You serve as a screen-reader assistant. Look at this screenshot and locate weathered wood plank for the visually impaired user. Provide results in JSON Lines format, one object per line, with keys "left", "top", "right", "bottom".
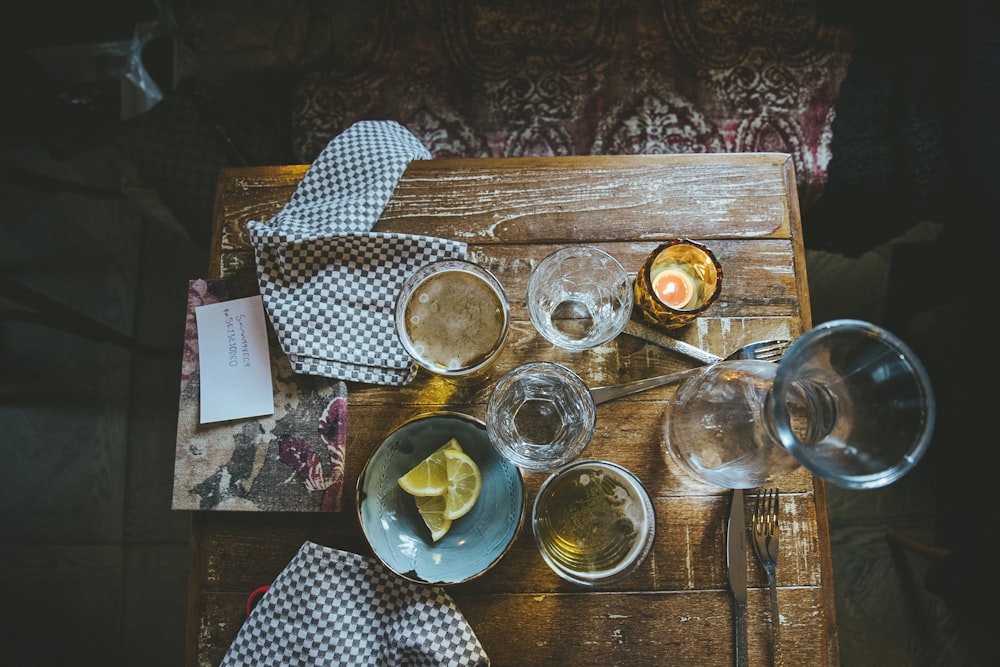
{"left": 194, "top": 587, "right": 833, "bottom": 667}
{"left": 459, "top": 587, "right": 834, "bottom": 667}
{"left": 219, "top": 239, "right": 802, "bottom": 322}
{"left": 212, "top": 154, "right": 797, "bottom": 274}
{"left": 190, "top": 488, "right": 817, "bottom": 592}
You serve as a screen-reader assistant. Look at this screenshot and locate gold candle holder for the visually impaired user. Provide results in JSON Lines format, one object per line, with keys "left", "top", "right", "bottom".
{"left": 633, "top": 239, "right": 723, "bottom": 330}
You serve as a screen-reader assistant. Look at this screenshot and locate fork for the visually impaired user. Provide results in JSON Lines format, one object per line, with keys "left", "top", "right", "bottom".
{"left": 589, "top": 338, "right": 790, "bottom": 404}
{"left": 752, "top": 488, "right": 783, "bottom": 667}
{"left": 624, "top": 319, "right": 790, "bottom": 365}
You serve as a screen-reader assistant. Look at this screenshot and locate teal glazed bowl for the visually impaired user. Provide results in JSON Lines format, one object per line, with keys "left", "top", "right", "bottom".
{"left": 357, "top": 412, "right": 525, "bottom": 585}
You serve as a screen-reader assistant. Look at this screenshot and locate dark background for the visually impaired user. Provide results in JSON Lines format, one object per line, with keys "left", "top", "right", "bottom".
{"left": 2, "top": 1, "right": 995, "bottom": 664}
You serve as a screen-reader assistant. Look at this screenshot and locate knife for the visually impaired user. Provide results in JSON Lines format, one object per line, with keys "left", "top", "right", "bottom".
{"left": 727, "top": 488, "right": 749, "bottom": 667}
{"left": 622, "top": 319, "right": 722, "bottom": 365}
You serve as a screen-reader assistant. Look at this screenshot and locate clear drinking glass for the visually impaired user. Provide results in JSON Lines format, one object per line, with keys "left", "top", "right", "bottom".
{"left": 532, "top": 459, "right": 656, "bottom": 586}
{"left": 663, "top": 319, "right": 936, "bottom": 489}
{"left": 394, "top": 259, "right": 510, "bottom": 385}
{"left": 527, "top": 246, "right": 633, "bottom": 350}
{"left": 486, "top": 362, "right": 596, "bottom": 471}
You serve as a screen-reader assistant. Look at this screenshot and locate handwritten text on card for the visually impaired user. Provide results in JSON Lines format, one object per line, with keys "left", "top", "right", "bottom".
{"left": 195, "top": 295, "right": 275, "bottom": 423}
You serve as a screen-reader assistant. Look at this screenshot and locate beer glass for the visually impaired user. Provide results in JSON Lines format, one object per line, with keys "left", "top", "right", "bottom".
{"left": 532, "top": 460, "right": 655, "bottom": 586}
{"left": 394, "top": 259, "right": 510, "bottom": 384}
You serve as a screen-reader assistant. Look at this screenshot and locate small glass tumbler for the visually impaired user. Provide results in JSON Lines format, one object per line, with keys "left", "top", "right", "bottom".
{"left": 527, "top": 246, "right": 633, "bottom": 350}
{"left": 394, "top": 259, "right": 510, "bottom": 385}
{"left": 633, "top": 239, "right": 723, "bottom": 330}
{"left": 532, "top": 460, "right": 656, "bottom": 586}
{"left": 486, "top": 362, "right": 596, "bottom": 471}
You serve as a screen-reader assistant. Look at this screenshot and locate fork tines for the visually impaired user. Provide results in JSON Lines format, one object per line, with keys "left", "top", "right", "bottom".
{"left": 755, "top": 341, "right": 791, "bottom": 363}
{"left": 754, "top": 487, "right": 779, "bottom": 533}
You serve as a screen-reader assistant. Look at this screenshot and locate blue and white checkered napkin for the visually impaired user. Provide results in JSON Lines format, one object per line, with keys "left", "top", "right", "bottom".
{"left": 247, "top": 121, "right": 467, "bottom": 385}
{"left": 220, "top": 541, "right": 490, "bottom": 667}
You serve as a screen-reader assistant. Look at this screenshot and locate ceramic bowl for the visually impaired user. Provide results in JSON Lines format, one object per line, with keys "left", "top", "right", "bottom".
{"left": 357, "top": 411, "right": 525, "bottom": 585}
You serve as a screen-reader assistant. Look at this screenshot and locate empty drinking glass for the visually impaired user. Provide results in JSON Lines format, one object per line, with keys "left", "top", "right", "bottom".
{"left": 527, "top": 246, "right": 633, "bottom": 350}
{"left": 486, "top": 362, "right": 596, "bottom": 471}
{"left": 663, "top": 319, "right": 936, "bottom": 489}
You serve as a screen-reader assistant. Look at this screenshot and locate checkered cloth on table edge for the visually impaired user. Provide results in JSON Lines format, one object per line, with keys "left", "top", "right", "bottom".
{"left": 247, "top": 120, "right": 467, "bottom": 385}
{"left": 220, "top": 541, "right": 490, "bottom": 666}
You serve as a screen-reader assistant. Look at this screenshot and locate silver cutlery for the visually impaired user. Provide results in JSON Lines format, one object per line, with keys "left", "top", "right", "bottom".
{"left": 752, "top": 488, "right": 783, "bottom": 667}
{"left": 728, "top": 488, "right": 749, "bottom": 667}
{"left": 623, "top": 319, "right": 722, "bottom": 364}
{"left": 623, "top": 319, "right": 790, "bottom": 365}
{"left": 589, "top": 338, "right": 790, "bottom": 404}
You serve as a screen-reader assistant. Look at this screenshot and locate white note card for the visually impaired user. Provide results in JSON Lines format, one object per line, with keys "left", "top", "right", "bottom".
{"left": 195, "top": 295, "right": 275, "bottom": 424}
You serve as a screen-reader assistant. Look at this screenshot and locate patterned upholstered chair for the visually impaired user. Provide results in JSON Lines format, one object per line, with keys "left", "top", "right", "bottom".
{"left": 289, "top": 1, "right": 853, "bottom": 210}
{"left": 164, "top": 0, "right": 854, "bottom": 220}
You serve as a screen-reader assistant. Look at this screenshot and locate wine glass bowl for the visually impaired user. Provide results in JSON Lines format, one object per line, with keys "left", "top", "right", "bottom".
{"left": 768, "top": 319, "right": 935, "bottom": 489}
{"left": 663, "top": 360, "right": 800, "bottom": 489}
{"left": 663, "top": 319, "right": 935, "bottom": 490}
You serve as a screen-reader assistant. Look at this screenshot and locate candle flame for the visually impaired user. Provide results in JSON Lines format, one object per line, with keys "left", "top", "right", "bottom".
{"left": 652, "top": 269, "right": 695, "bottom": 310}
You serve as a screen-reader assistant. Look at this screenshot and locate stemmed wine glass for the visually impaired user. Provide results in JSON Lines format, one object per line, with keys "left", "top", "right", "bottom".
{"left": 663, "top": 319, "right": 936, "bottom": 489}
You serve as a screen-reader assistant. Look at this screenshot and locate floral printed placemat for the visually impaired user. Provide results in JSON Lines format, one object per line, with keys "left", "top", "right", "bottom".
{"left": 172, "top": 277, "right": 347, "bottom": 511}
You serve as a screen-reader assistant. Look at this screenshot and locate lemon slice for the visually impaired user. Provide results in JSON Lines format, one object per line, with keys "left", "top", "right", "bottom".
{"left": 414, "top": 494, "right": 452, "bottom": 542}
{"left": 398, "top": 438, "right": 463, "bottom": 496}
{"left": 442, "top": 449, "right": 482, "bottom": 520}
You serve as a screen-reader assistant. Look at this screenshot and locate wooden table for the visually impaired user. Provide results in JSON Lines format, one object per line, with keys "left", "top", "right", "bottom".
{"left": 187, "top": 154, "right": 839, "bottom": 666}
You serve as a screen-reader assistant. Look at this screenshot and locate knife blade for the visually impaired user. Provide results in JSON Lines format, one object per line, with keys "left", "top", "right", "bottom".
{"left": 727, "top": 488, "right": 749, "bottom": 667}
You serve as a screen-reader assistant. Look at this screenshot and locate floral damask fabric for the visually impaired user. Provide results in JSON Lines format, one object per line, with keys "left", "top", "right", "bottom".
{"left": 290, "top": 0, "right": 854, "bottom": 207}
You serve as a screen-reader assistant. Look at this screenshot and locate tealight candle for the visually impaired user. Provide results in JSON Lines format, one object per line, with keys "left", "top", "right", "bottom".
{"left": 651, "top": 268, "right": 695, "bottom": 310}
{"left": 633, "top": 239, "right": 722, "bottom": 330}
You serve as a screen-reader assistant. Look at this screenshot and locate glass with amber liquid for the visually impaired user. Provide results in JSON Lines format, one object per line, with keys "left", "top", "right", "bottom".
{"left": 394, "top": 259, "right": 510, "bottom": 385}
{"left": 532, "top": 460, "right": 655, "bottom": 586}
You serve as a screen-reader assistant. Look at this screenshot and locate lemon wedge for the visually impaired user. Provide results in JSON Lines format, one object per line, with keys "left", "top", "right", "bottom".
{"left": 398, "top": 437, "right": 480, "bottom": 540}
{"left": 397, "top": 438, "right": 463, "bottom": 496}
{"left": 442, "top": 449, "right": 482, "bottom": 520}
{"left": 414, "top": 494, "right": 452, "bottom": 542}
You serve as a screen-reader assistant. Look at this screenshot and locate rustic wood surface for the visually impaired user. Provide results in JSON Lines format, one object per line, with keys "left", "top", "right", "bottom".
{"left": 188, "top": 153, "right": 838, "bottom": 666}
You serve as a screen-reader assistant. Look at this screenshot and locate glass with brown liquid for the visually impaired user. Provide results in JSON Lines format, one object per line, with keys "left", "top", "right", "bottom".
{"left": 394, "top": 260, "right": 510, "bottom": 384}
{"left": 532, "top": 460, "right": 655, "bottom": 586}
